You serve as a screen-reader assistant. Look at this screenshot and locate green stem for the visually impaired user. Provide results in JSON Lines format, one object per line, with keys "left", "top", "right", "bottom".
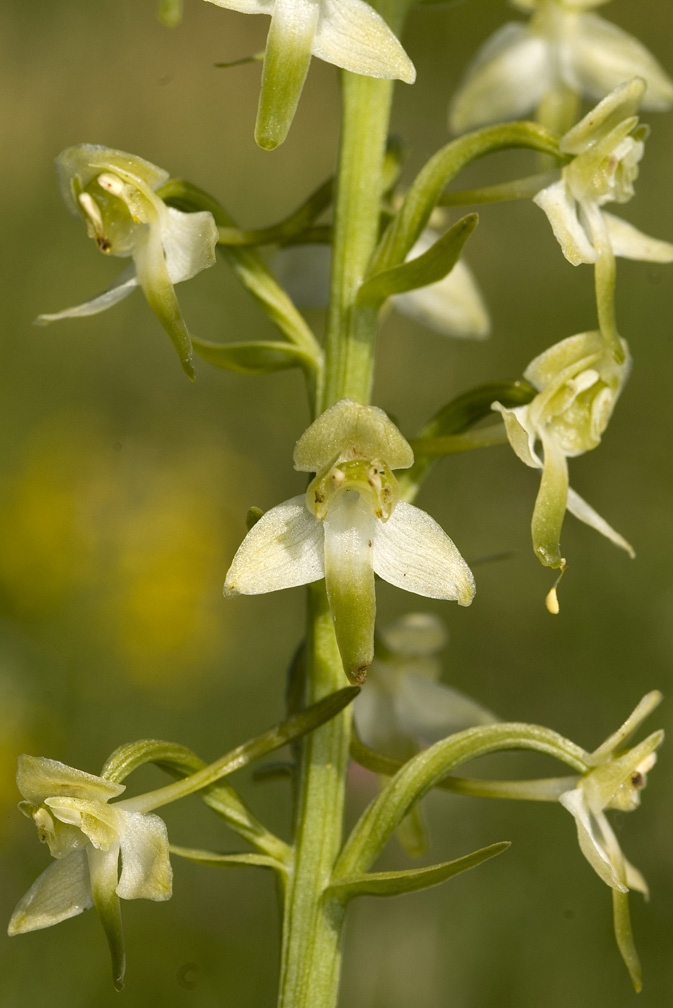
{"left": 276, "top": 583, "right": 351, "bottom": 1008}
{"left": 321, "top": 0, "right": 410, "bottom": 411}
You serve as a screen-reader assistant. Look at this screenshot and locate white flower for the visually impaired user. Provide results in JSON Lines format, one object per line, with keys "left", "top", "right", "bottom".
{"left": 493, "top": 331, "right": 633, "bottom": 585}
{"left": 354, "top": 613, "right": 496, "bottom": 759}
{"left": 533, "top": 79, "right": 673, "bottom": 266}
{"left": 8, "top": 755, "right": 172, "bottom": 990}
{"left": 224, "top": 400, "right": 475, "bottom": 682}
{"left": 203, "top": 0, "right": 415, "bottom": 148}
{"left": 37, "top": 145, "right": 219, "bottom": 379}
{"left": 450, "top": 0, "right": 673, "bottom": 133}
{"left": 558, "top": 691, "right": 663, "bottom": 991}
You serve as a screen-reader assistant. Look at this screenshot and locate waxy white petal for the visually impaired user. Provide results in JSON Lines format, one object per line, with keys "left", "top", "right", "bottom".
{"left": 566, "top": 486, "right": 635, "bottom": 556}
{"left": 570, "top": 14, "right": 673, "bottom": 111}
{"left": 17, "top": 755, "right": 125, "bottom": 806}
{"left": 162, "top": 207, "right": 219, "bottom": 282}
{"left": 373, "top": 501, "right": 475, "bottom": 605}
{"left": 533, "top": 179, "right": 598, "bottom": 264}
{"left": 36, "top": 271, "right": 139, "bottom": 324}
{"left": 294, "top": 399, "right": 413, "bottom": 472}
{"left": 560, "top": 788, "right": 627, "bottom": 891}
{"left": 224, "top": 495, "right": 324, "bottom": 595}
{"left": 450, "top": 23, "right": 549, "bottom": 131}
{"left": 312, "top": 0, "right": 415, "bottom": 82}
{"left": 601, "top": 212, "right": 673, "bottom": 262}
{"left": 8, "top": 852, "right": 93, "bottom": 934}
{"left": 492, "top": 402, "right": 541, "bottom": 469}
{"left": 116, "top": 812, "right": 172, "bottom": 901}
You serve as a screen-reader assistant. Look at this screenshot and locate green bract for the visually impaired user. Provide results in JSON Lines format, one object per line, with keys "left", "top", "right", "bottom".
{"left": 37, "top": 145, "right": 219, "bottom": 379}
{"left": 533, "top": 80, "right": 673, "bottom": 266}
{"left": 493, "top": 331, "right": 633, "bottom": 585}
{"left": 450, "top": 0, "right": 673, "bottom": 133}
{"left": 202, "top": 0, "right": 415, "bottom": 149}
{"left": 224, "top": 400, "right": 475, "bottom": 682}
{"left": 8, "top": 755, "right": 172, "bottom": 990}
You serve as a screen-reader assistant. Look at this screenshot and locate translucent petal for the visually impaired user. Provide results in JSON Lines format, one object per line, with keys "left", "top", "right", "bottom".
{"left": 16, "top": 755, "right": 125, "bottom": 806}
{"left": 566, "top": 486, "right": 635, "bottom": 556}
{"left": 55, "top": 145, "right": 168, "bottom": 217}
{"left": 161, "top": 206, "right": 219, "bottom": 283}
{"left": 313, "top": 0, "right": 415, "bottom": 83}
{"left": 35, "top": 271, "right": 138, "bottom": 324}
{"left": 492, "top": 402, "right": 541, "bottom": 469}
{"left": 533, "top": 180, "right": 598, "bottom": 265}
{"left": 569, "top": 14, "right": 673, "bottom": 111}
{"left": 373, "top": 501, "right": 475, "bottom": 605}
{"left": 294, "top": 400, "right": 413, "bottom": 472}
{"left": 202, "top": 0, "right": 274, "bottom": 13}
{"left": 395, "top": 673, "right": 497, "bottom": 747}
{"left": 8, "top": 851, "right": 93, "bottom": 934}
{"left": 116, "top": 811, "right": 172, "bottom": 901}
{"left": 559, "top": 788, "right": 627, "bottom": 891}
{"left": 561, "top": 79, "right": 646, "bottom": 155}
{"left": 602, "top": 212, "right": 673, "bottom": 262}
{"left": 450, "top": 23, "right": 549, "bottom": 132}
{"left": 223, "top": 496, "right": 324, "bottom": 595}
{"left": 531, "top": 433, "right": 568, "bottom": 568}
{"left": 393, "top": 248, "right": 490, "bottom": 339}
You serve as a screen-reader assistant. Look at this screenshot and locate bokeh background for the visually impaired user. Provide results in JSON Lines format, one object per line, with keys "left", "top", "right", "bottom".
{"left": 1, "top": 1, "right": 672, "bottom": 1005}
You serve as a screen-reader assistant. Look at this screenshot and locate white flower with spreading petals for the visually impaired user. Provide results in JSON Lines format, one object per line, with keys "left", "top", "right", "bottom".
{"left": 37, "top": 145, "right": 219, "bottom": 379}
{"left": 354, "top": 613, "right": 496, "bottom": 760}
{"left": 493, "top": 330, "right": 633, "bottom": 591}
{"left": 8, "top": 755, "right": 172, "bottom": 990}
{"left": 450, "top": 0, "right": 673, "bottom": 133}
{"left": 533, "top": 79, "right": 673, "bottom": 267}
{"left": 203, "top": 0, "right": 415, "bottom": 148}
{"left": 224, "top": 400, "right": 475, "bottom": 682}
{"left": 558, "top": 691, "right": 663, "bottom": 991}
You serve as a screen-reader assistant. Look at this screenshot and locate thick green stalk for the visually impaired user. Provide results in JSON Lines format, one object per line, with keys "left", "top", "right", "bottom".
{"left": 276, "top": 583, "right": 351, "bottom": 1008}
{"left": 320, "top": 0, "right": 409, "bottom": 411}
{"left": 279, "top": 7, "right": 411, "bottom": 1002}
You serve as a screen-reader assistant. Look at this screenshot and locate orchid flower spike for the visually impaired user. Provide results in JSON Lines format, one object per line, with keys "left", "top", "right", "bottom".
{"left": 354, "top": 613, "right": 497, "bottom": 760}
{"left": 450, "top": 0, "right": 673, "bottom": 134}
{"left": 559, "top": 690, "right": 664, "bottom": 991}
{"left": 8, "top": 755, "right": 172, "bottom": 990}
{"left": 533, "top": 80, "right": 673, "bottom": 268}
{"left": 202, "top": 0, "right": 415, "bottom": 149}
{"left": 224, "top": 400, "right": 475, "bottom": 683}
{"left": 37, "top": 145, "right": 219, "bottom": 379}
{"left": 492, "top": 330, "right": 633, "bottom": 607}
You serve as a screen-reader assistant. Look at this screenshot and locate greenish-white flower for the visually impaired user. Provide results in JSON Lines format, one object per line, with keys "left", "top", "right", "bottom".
{"left": 8, "top": 755, "right": 172, "bottom": 990}
{"left": 493, "top": 331, "right": 633, "bottom": 588}
{"left": 224, "top": 400, "right": 475, "bottom": 682}
{"left": 37, "top": 145, "right": 219, "bottom": 379}
{"left": 533, "top": 79, "right": 673, "bottom": 266}
{"left": 558, "top": 691, "right": 663, "bottom": 991}
{"left": 354, "top": 613, "right": 496, "bottom": 760}
{"left": 450, "top": 0, "right": 673, "bottom": 133}
{"left": 203, "top": 0, "right": 415, "bottom": 149}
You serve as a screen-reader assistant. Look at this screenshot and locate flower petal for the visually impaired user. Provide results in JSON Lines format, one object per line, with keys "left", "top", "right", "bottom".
{"left": 294, "top": 400, "right": 414, "bottom": 472}
{"left": 35, "top": 270, "right": 139, "bottom": 324}
{"left": 559, "top": 788, "right": 627, "bottom": 891}
{"left": 116, "top": 811, "right": 172, "bottom": 901}
{"left": 373, "top": 501, "right": 475, "bottom": 605}
{"left": 8, "top": 851, "right": 93, "bottom": 934}
{"left": 533, "top": 180, "right": 598, "bottom": 264}
{"left": 313, "top": 0, "right": 415, "bottom": 83}
{"left": 450, "top": 23, "right": 549, "bottom": 132}
{"left": 601, "top": 211, "right": 673, "bottom": 262}
{"left": 395, "top": 673, "right": 497, "bottom": 748}
{"left": 161, "top": 207, "right": 219, "bottom": 283}
{"left": 531, "top": 433, "right": 569, "bottom": 568}
{"left": 492, "top": 402, "right": 541, "bottom": 469}
{"left": 569, "top": 14, "right": 673, "bottom": 111}
{"left": 16, "top": 755, "right": 125, "bottom": 806}
{"left": 88, "top": 846, "right": 126, "bottom": 991}
{"left": 566, "top": 486, "right": 634, "bottom": 556}
{"left": 224, "top": 495, "right": 324, "bottom": 595}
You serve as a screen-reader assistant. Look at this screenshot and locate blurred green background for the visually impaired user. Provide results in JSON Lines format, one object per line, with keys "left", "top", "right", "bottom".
{"left": 1, "top": 1, "right": 672, "bottom": 1005}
